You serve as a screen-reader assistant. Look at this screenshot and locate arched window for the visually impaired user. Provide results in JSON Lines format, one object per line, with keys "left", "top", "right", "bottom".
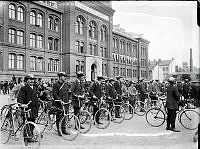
{"left": 54, "top": 59, "right": 59, "bottom": 72}
{"left": 17, "top": 55, "right": 24, "bottom": 69}
{"left": 48, "top": 58, "right": 54, "bottom": 71}
{"left": 48, "top": 16, "right": 53, "bottom": 30}
{"left": 30, "top": 56, "right": 36, "bottom": 70}
{"left": 75, "top": 16, "right": 85, "bottom": 35}
{"left": 9, "top": 4, "right": 16, "bottom": 19}
{"left": 37, "top": 57, "right": 43, "bottom": 71}
{"left": 8, "top": 53, "right": 15, "bottom": 69}
{"left": 17, "top": 30, "right": 24, "bottom": 45}
{"left": 100, "top": 25, "right": 107, "bottom": 41}
{"left": 54, "top": 18, "right": 59, "bottom": 31}
{"left": 48, "top": 37, "right": 53, "bottom": 50}
{"left": 89, "top": 21, "right": 97, "bottom": 38}
{"left": 30, "top": 11, "right": 36, "bottom": 25}
{"left": 17, "top": 7, "right": 24, "bottom": 22}
{"left": 37, "top": 35, "right": 43, "bottom": 48}
{"left": 37, "top": 13, "right": 43, "bottom": 27}
{"left": 30, "top": 33, "right": 36, "bottom": 47}
{"left": 8, "top": 28, "right": 15, "bottom": 43}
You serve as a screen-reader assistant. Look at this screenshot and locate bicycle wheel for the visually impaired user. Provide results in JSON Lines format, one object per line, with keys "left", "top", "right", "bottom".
{"left": 20, "top": 121, "right": 41, "bottom": 148}
{"left": 36, "top": 111, "right": 48, "bottom": 134}
{"left": 179, "top": 109, "right": 200, "bottom": 130}
{"left": 78, "top": 110, "right": 92, "bottom": 134}
{"left": 122, "top": 103, "right": 134, "bottom": 120}
{"left": 0, "top": 117, "right": 11, "bottom": 144}
{"left": 110, "top": 105, "right": 125, "bottom": 123}
{"left": 145, "top": 108, "right": 165, "bottom": 127}
{"left": 59, "top": 114, "right": 80, "bottom": 141}
{"left": 135, "top": 101, "right": 146, "bottom": 116}
{"left": 94, "top": 108, "right": 111, "bottom": 129}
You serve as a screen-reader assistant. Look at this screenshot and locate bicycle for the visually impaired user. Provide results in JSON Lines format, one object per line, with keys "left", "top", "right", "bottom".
{"left": 133, "top": 93, "right": 147, "bottom": 116}
{"left": 145, "top": 95, "right": 200, "bottom": 130}
{"left": 36, "top": 99, "right": 80, "bottom": 141}
{"left": 120, "top": 95, "right": 134, "bottom": 120}
{"left": 0, "top": 102, "right": 41, "bottom": 148}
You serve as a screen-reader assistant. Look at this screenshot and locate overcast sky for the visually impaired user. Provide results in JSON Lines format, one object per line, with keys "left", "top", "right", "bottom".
{"left": 112, "top": 1, "right": 199, "bottom": 68}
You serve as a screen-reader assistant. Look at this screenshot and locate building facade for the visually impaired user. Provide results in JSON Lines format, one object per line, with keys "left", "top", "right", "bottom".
{"left": 0, "top": 1, "right": 149, "bottom": 81}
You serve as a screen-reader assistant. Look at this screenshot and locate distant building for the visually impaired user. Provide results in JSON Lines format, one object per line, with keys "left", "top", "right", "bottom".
{"left": 182, "top": 62, "right": 189, "bottom": 72}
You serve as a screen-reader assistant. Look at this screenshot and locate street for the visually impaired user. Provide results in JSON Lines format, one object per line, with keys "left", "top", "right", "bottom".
{"left": 0, "top": 94, "right": 198, "bottom": 149}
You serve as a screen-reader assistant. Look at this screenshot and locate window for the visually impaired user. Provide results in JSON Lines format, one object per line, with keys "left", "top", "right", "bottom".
{"left": 17, "top": 7, "right": 24, "bottom": 22}
{"left": 89, "top": 21, "right": 96, "bottom": 38}
{"left": 76, "top": 60, "right": 80, "bottom": 72}
{"left": 16, "top": 55, "right": 24, "bottom": 69}
{"left": 166, "top": 67, "right": 169, "bottom": 71}
{"left": 30, "top": 56, "right": 36, "bottom": 70}
{"left": 30, "top": 11, "right": 36, "bottom": 25}
{"left": 89, "top": 44, "right": 93, "bottom": 55}
{"left": 80, "top": 61, "right": 84, "bottom": 72}
{"left": 8, "top": 28, "right": 15, "bottom": 43}
{"left": 54, "top": 18, "right": 59, "bottom": 31}
{"left": 102, "top": 64, "right": 107, "bottom": 76}
{"left": 9, "top": 4, "right": 15, "bottom": 19}
{"left": 37, "top": 35, "right": 43, "bottom": 48}
{"left": 37, "top": 13, "right": 42, "bottom": 27}
{"left": 9, "top": 53, "right": 15, "bottom": 69}
{"left": 17, "top": 30, "right": 24, "bottom": 45}
{"left": 75, "top": 41, "right": 79, "bottom": 53}
{"left": 54, "top": 59, "right": 59, "bottom": 72}
{"left": 100, "top": 25, "right": 107, "bottom": 41}
{"left": 37, "top": 57, "right": 43, "bottom": 71}
{"left": 48, "top": 37, "right": 53, "bottom": 50}
{"left": 0, "top": 52, "right": 2, "bottom": 69}
{"left": 100, "top": 47, "right": 103, "bottom": 57}
{"left": 54, "top": 39, "right": 59, "bottom": 51}
{"left": 75, "top": 16, "right": 85, "bottom": 35}
{"left": 48, "top": 16, "right": 53, "bottom": 30}
{"left": 48, "top": 58, "right": 54, "bottom": 71}
{"left": 100, "top": 47, "right": 106, "bottom": 58}
{"left": 93, "top": 45, "right": 97, "bottom": 56}
{"left": 30, "top": 33, "right": 36, "bottom": 47}
{"left": 80, "top": 42, "right": 84, "bottom": 53}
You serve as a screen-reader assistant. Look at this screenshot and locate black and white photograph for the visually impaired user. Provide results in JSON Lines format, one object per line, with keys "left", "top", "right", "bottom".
{"left": 0, "top": 1, "right": 199, "bottom": 149}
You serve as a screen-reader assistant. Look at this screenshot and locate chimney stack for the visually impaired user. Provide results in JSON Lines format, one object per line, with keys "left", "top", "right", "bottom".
{"left": 190, "top": 48, "right": 193, "bottom": 72}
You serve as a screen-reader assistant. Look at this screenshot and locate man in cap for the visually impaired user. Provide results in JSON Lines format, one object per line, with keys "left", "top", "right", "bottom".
{"left": 71, "top": 71, "right": 85, "bottom": 129}
{"left": 182, "top": 79, "right": 191, "bottom": 100}
{"left": 165, "top": 77, "right": 180, "bottom": 132}
{"left": 17, "top": 74, "right": 40, "bottom": 142}
{"left": 137, "top": 78, "right": 146, "bottom": 111}
{"left": 88, "top": 76, "right": 105, "bottom": 124}
{"left": 52, "top": 72, "right": 70, "bottom": 136}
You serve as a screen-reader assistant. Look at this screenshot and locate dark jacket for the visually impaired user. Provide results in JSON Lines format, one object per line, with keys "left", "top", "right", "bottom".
{"left": 89, "top": 81, "right": 103, "bottom": 99}
{"left": 71, "top": 79, "right": 85, "bottom": 107}
{"left": 114, "top": 81, "right": 122, "bottom": 95}
{"left": 106, "top": 83, "right": 116, "bottom": 99}
{"left": 17, "top": 84, "right": 39, "bottom": 118}
{"left": 182, "top": 83, "right": 190, "bottom": 99}
{"left": 166, "top": 84, "right": 180, "bottom": 110}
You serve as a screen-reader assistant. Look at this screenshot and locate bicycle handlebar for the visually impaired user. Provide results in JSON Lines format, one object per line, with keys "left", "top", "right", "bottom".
{"left": 54, "top": 100, "right": 72, "bottom": 105}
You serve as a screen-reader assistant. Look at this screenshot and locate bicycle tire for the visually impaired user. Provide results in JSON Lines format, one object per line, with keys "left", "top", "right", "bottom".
{"left": 134, "top": 101, "right": 146, "bottom": 116}
{"left": 94, "top": 108, "right": 111, "bottom": 129}
{"left": 59, "top": 114, "right": 80, "bottom": 141}
{"left": 179, "top": 109, "right": 200, "bottom": 130}
{"left": 78, "top": 110, "right": 92, "bottom": 134}
{"left": 36, "top": 110, "right": 48, "bottom": 134}
{"left": 20, "top": 121, "right": 41, "bottom": 148}
{"left": 0, "top": 117, "right": 11, "bottom": 144}
{"left": 122, "top": 103, "right": 134, "bottom": 120}
{"left": 145, "top": 107, "right": 165, "bottom": 127}
{"left": 110, "top": 105, "right": 125, "bottom": 123}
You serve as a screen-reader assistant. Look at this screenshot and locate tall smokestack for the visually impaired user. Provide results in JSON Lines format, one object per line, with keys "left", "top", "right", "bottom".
{"left": 190, "top": 48, "right": 193, "bottom": 72}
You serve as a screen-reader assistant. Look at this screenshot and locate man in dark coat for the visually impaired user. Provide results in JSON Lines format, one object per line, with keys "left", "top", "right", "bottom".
{"left": 166, "top": 77, "right": 180, "bottom": 132}
{"left": 137, "top": 78, "right": 146, "bottom": 111}
{"left": 52, "top": 72, "right": 70, "bottom": 136}
{"left": 17, "top": 74, "right": 40, "bottom": 142}
{"left": 88, "top": 76, "right": 104, "bottom": 124}
{"left": 182, "top": 79, "right": 191, "bottom": 100}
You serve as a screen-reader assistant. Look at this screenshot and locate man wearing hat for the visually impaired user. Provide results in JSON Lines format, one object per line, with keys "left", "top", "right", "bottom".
{"left": 88, "top": 76, "right": 105, "bottom": 124}
{"left": 52, "top": 72, "right": 70, "bottom": 136}
{"left": 70, "top": 71, "right": 85, "bottom": 129}
{"left": 166, "top": 77, "right": 180, "bottom": 132}
{"left": 182, "top": 79, "right": 191, "bottom": 101}
{"left": 17, "top": 74, "right": 40, "bottom": 142}
{"left": 137, "top": 78, "right": 146, "bottom": 111}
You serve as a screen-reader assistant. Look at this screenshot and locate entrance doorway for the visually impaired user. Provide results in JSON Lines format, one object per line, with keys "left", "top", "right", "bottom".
{"left": 91, "top": 64, "right": 97, "bottom": 81}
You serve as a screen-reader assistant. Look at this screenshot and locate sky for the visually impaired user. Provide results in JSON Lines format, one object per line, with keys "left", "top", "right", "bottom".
{"left": 112, "top": 1, "right": 199, "bottom": 68}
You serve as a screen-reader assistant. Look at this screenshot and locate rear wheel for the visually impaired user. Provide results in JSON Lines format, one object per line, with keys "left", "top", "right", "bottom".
{"left": 94, "top": 108, "right": 111, "bottom": 129}
{"left": 135, "top": 101, "right": 146, "bottom": 116}
{"left": 110, "top": 105, "right": 125, "bottom": 123}
{"left": 122, "top": 103, "right": 134, "bottom": 120}
{"left": 0, "top": 117, "right": 11, "bottom": 144}
{"left": 78, "top": 110, "right": 92, "bottom": 134}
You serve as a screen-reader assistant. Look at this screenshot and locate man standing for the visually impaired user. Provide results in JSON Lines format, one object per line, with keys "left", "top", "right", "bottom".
{"left": 52, "top": 72, "right": 70, "bottom": 136}
{"left": 137, "top": 78, "right": 146, "bottom": 111}
{"left": 182, "top": 79, "right": 191, "bottom": 100}
{"left": 89, "top": 76, "right": 105, "bottom": 124}
{"left": 166, "top": 77, "right": 180, "bottom": 132}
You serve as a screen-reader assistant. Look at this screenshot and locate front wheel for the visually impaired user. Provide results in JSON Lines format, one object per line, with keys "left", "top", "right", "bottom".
{"left": 78, "top": 110, "right": 92, "bottom": 134}
{"left": 0, "top": 117, "right": 11, "bottom": 144}
{"left": 20, "top": 121, "right": 41, "bottom": 148}
{"left": 110, "top": 105, "right": 125, "bottom": 123}
{"left": 135, "top": 101, "right": 146, "bottom": 116}
{"left": 94, "top": 108, "right": 111, "bottom": 129}
{"left": 59, "top": 114, "right": 80, "bottom": 141}
{"left": 122, "top": 103, "right": 134, "bottom": 120}
{"left": 145, "top": 108, "right": 165, "bottom": 127}
{"left": 179, "top": 109, "right": 200, "bottom": 130}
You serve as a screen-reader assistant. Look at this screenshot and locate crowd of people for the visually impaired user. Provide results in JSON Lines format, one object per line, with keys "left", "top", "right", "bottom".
{"left": 1, "top": 72, "right": 199, "bottom": 142}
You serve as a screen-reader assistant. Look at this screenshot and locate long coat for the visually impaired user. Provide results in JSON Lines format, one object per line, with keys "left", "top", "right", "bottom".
{"left": 89, "top": 81, "right": 103, "bottom": 99}
{"left": 114, "top": 81, "right": 122, "bottom": 95}
{"left": 17, "top": 84, "right": 39, "bottom": 118}
{"left": 166, "top": 84, "right": 180, "bottom": 110}
{"left": 71, "top": 79, "right": 85, "bottom": 107}
{"left": 182, "top": 83, "right": 190, "bottom": 99}
{"left": 105, "top": 83, "right": 116, "bottom": 99}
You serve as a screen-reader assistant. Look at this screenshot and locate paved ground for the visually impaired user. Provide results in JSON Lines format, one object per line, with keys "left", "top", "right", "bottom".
{"left": 0, "top": 94, "right": 198, "bottom": 149}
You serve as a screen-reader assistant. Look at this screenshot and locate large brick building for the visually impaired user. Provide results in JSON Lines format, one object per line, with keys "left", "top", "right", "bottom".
{"left": 0, "top": 1, "right": 149, "bottom": 81}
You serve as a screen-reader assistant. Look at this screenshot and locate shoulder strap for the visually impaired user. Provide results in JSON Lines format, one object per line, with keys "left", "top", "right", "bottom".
{"left": 59, "top": 82, "right": 66, "bottom": 91}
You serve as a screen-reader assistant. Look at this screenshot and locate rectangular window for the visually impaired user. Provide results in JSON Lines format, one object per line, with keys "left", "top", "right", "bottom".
{"left": 30, "top": 34, "right": 36, "bottom": 47}
{"left": 48, "top": 38, "right": 53, "bottom": 50}
{"left": 9, "top": 54, "right": 15, "bottom": 69}
{"left": 37, "top": 35, "right": 43, "bottom": 48}
{"left": 89, "top": 44, "right": 93, "bottom": 55}
{"left": 80, "top": 42, "right": 84, "bottom": 53}
{"left": 48, "top": 59, "right": 54, "bottom": 71}
{"left": 76, "top": 60, "right": 80, "bottom": 72}
{"left": 16, "top": 55, "right": 24, "bottom": 69}
{"left": 93, "top": 45, "right": 97, "bottom": 56}
{"left": 80, "top": 61, "right": 84, "bottom": 72}
{"left": 54, "top": 39, "right": 59, "bottom": 51}
{"left": 9, "top": 29, "right": 15, "bottom": 43}
{"left": 0, "top": 52, "right": 2, "bottom": 69}
{"left": 17, "top": 31, "right": 24, "bottom": 45}
{"left": 37, "top": 58, "right": 43, "bottom": 71}
{"left": 54, "top": 60, "right": 59, "bottom": 72}
{"left": 100, "top": 47, "right": 103, "bottom": 57}
{"left": 76, "top": 41, "right": 79, "bottom": 53}
{"left": 30, "top": 56, "right": 36, "bottom": 70}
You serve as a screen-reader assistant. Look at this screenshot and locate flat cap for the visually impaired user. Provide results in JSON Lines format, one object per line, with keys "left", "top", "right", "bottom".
{"left": 76, "top": 71, "right": 85, "bottom": 77}
{"left": 168, "top": 77, "right": 175, "bottom": 82}
{"left": 57, "top": 72, "right": 67, "bottom": 77}
{"left": 116, "top": 76, "right": 123, "bottom": 79}
{"left": 97, "top": 76, "right": 105, "bottom": 80}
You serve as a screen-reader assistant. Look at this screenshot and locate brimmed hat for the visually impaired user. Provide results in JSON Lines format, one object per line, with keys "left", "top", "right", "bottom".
{"left": 116, "top": 76, "right": 123, "bottom": 80}
{"left": 57, "top": 72, "right": 67, "bottom": 77}
{"left": 184, "top": 79, "right": 189, "bottom": 82}
{"left": 109, "top": 78, "right": 115, "bottom": 82}
{"left": 76, "top": 71, "right": 85, "bottom": 78}
{"left": 24, "top": 74, "right": 35, "bottom": 81}
{"left": 97, "top": 76, "right": 105, "bottom": 80}
{"left": 139, "top": 78, "right": 144, "bottom": 82}
{"left": 168, "top": 77, "right": 175, "bottom": 82}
